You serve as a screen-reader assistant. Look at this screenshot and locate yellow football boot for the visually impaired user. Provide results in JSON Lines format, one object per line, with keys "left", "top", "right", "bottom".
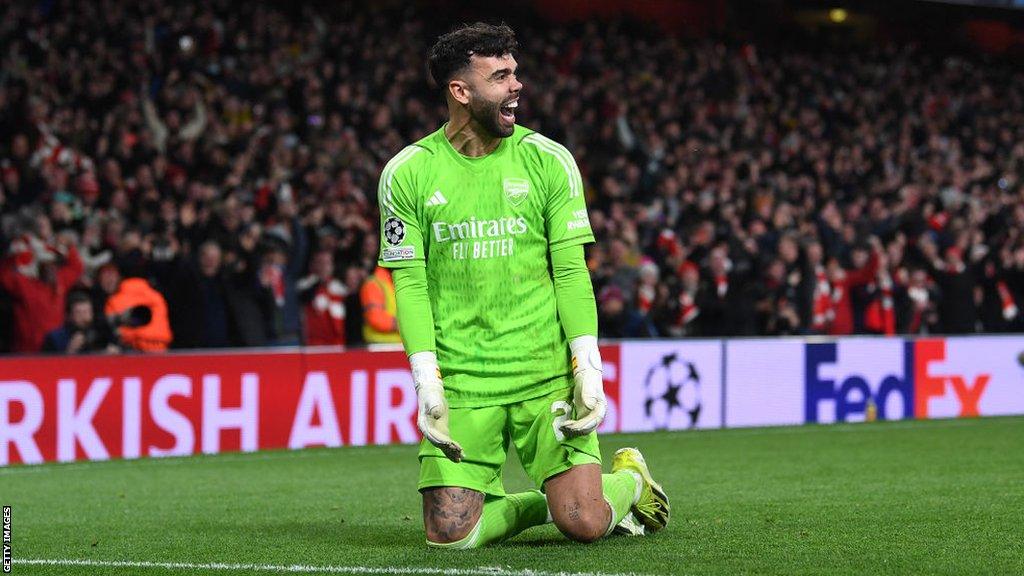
{"left": 611, "top": 447, "right": 670, "bottom": 533}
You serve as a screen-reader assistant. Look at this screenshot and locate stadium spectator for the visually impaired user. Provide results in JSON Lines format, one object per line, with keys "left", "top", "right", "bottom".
{"left": 898, "top": 267, "right": 940, "bottom": 334}
{"left": 918, "top": 238, "right": 982, "bottom": 334}
{"left": 827, "top": 240, "right": 882, "bottom": 336}
{"left": 360, "top": 266, "right": 401, "bottom": 344}
{"left": 90, "top": 263, "right": 123, "bottom": 326}
{"left": 598, "top": 284, "right": 657, "bottom": 339}
{"left": 104, "top": 274, "right": 173, "bottom": 352}
{"left": 1, "top": 0, "right": 1023, "bottom": 354}
{"left": 42, "top": 290, "right": 118, "bottom": 353}
{"left": 225, "top": 230, "right": 278, "bottom": 347}
{"left": 696, "top": 246, "right": 757, "bottom": 336}
{"left": 259, "top": 199, "right": 309, "bottom": 345}
{"left": 299, "top": 250, "right": 347, "bottom": 346}
{"left": 342, "top": 265, "right": 368, "bottom": 346}
{"left": 0, "top": 229, "right": 83, "bottom": 352}
{"left": 664, "top": 260, "right": 703, "bottom": 337}
{"left": 149, "top": 239, "right": 231, "bottom": 348}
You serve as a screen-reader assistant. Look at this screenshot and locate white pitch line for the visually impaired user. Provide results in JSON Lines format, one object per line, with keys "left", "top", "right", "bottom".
{"left": 12, "top": 558, "right": 650, "bottom": 576}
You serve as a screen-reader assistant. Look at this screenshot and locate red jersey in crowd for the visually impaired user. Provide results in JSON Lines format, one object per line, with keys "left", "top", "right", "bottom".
{"left": 0, "top": 244, "right": 84, "bottom": 352}
{"left": 827, "top": 253, "right": 879, "bottom": 336}
{"left": 810, "top": 264, "right": 832, "bottom": 332}
{"left": 863, "top": 268, "right": 896, "bottom": 336}
{"left": 303, "top": 279, "right": 347, "bottom": 346}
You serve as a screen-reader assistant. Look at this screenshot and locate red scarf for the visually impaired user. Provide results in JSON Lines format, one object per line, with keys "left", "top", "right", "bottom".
{"left": 677, "top": 290, "right": 700, "bottom": 327}
{"left": 811, "top": 265, "right": 832, "bottom": 331}
{"left": 304, "top": 279, "right": 347, "bottom": 346}
{"left": 997, "top": 281, "right": 1018, "bottom": 321}
{"left": 637, "top": 285, "right": 655, "bottom": 314}
{"left": 715, "top": 275, "right": 728, "bottom": 298}
{"left": 864, "top": 271, "right": 896, "bottom": 335}
{"left": 261, "top": 264, "right": 286, "bottom": 307}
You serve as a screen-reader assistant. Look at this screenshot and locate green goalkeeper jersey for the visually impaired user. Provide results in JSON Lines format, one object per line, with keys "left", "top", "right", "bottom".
{"left": 377, "top": 124, "right": 595, "bottom": 408}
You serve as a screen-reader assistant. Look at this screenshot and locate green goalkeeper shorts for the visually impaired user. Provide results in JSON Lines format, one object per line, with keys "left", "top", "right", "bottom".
{"left": 418, "top": 383, "right": 602, "bottom": 496}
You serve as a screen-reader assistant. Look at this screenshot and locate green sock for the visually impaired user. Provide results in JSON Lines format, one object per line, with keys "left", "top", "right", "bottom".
{"left": 602, "top": 471, "right": 639, "bottom": 533}
{"left": 427, "top": 490, "right": 549, "bottom": 549}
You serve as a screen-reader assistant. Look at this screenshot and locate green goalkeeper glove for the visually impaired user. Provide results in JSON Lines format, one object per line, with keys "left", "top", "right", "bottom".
{"left": 561, "top": 335, "right": 607, "bottom": 437}
{"left": 410, "top": 351, "right": 463, "bottom": 462}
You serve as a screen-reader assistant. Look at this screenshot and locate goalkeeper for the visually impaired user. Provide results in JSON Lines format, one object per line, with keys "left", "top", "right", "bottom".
{"left": 378, "top": 22, "right": 670, "bottom": 548}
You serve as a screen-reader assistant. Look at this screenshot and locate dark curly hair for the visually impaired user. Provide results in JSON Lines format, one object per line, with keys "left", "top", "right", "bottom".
{"left": 428, "top": 22, "right": 518, "bottom": 89}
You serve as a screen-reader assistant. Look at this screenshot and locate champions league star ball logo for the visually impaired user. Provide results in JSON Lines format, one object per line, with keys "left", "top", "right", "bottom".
{"left": 643, "top": 352, "right": 701, "bottom": 430}
{"left": 383, "top": 217, "right": 406, "bottom": 246}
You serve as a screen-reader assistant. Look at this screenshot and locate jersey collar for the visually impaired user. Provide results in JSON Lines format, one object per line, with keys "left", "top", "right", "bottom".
{"left": 438, "top": 123, "right": 512, "bottom": 171}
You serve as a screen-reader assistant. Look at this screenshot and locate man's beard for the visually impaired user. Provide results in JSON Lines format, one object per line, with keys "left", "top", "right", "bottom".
{"left": 468, "top": 96, "right": 513, "bottom": 138}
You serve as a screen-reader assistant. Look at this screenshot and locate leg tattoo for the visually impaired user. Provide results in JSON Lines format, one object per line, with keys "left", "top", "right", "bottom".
{"left": 566, "top": 501, "right": 582, "bottom": 522}
{"left": 423, "top": 488, "right": 484, "bottom": 542}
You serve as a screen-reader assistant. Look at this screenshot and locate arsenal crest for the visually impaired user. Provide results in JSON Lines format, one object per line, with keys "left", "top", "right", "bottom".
{"left": 503, "top": 178, "right": 529, "bottom": 207}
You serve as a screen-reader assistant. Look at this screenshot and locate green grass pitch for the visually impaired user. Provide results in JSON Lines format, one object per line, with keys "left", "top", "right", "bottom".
{"left": 3, "top": 416, "right": 1023, "bottom": 575}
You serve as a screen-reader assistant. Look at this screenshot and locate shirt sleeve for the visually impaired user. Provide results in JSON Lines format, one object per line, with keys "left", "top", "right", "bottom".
{"left": 392, "top": 266, "right": 436, "bottom": 355}
{"left": 541, "top": 140, "right": 595, "bottom": 249}
{"left": 551, "top": 243, "right": 598, "bottom": 340}
{"left": 377, "top": 147, "right": 425, "bottom": 268}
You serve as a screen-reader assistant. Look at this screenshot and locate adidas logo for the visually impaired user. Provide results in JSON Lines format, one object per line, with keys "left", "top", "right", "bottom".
{"left": 425, "top": 190, "right": 448, "bottom": 207}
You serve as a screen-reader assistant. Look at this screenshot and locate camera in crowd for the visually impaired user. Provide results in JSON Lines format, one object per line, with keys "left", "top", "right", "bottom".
{"left": 44, "top": 292, "right": 153, "bottom": 354}
{"left": 107, "top": 305, "right": 153, "bottom": 329}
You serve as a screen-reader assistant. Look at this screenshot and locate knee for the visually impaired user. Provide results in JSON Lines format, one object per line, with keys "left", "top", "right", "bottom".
{"left": 553, "top": 503, "right": 609, "bottom": 544}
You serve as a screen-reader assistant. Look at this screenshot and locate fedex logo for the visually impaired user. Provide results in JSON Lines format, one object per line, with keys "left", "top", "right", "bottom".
{"left": 912, "top": 339, "right": 989, "bottom": 419}
{"left": 805, "top": 339, "right": 990, "bottom": 423}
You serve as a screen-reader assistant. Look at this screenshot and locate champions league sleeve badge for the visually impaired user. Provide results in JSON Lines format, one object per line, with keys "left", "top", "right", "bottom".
{"left": 383, "top": 216, "right": 407, "bottom": 246}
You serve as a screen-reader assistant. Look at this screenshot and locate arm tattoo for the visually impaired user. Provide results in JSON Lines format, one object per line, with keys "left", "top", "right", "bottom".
{"left": 423, "top": 488, "right": 484, "bottom": 541}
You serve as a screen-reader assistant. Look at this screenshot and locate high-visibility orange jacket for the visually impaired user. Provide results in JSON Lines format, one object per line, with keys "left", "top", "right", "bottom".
{"left": 105, "top": 278, "right": 173, "bottom": 352}
{"left": 360, "top": 267, "right": 401, "bottom": 344}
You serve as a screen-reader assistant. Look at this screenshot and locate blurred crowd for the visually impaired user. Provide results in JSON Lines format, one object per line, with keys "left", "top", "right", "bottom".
{"left": 1, "top": 0, "right": 1023, "bottom": 354}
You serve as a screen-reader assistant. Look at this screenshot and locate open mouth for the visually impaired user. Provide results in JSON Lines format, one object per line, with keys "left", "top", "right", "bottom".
{"left": 499, "top": 99, "right": 518, "bottom": 123}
